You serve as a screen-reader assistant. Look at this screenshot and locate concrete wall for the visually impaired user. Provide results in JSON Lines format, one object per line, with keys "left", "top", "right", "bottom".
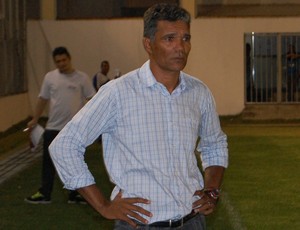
{"left": 26, "top": 17, "right": 300, "bottom": 115}
{"left": 0, "top": 94, "right": 31, "bottom": 131}
{"left": 187, "top": 17, "right": 300, "bottom": 115}
{"left": 2, "top": 15, "right": 300, "bottom": 131}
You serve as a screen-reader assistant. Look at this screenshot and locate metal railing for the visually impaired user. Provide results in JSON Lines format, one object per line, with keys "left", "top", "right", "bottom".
{"left": 245, "top": 33, "right": 300, "bottom": 104}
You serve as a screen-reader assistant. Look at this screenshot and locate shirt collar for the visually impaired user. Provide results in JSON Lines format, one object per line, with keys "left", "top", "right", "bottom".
{"left": 138, "top": 60, "right": 156, "bottom": 88}
{"left": 138, "top": 60, "right": 187, "bottom": 93}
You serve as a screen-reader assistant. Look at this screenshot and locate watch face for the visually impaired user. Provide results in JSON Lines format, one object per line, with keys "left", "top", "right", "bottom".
{"left": 212, "top": 189, "right": 220, "bottom": 196}
{"left": 205, "top": 189, "right": 220, "bottom": 199}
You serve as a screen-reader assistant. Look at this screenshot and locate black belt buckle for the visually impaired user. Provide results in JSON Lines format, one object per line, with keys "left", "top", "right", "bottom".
{"left": 168, "top": 217, "right": 184, "bottom": 228}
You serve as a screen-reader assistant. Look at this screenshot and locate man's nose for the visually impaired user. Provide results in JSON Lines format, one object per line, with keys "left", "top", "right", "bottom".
{"left": 175, "top": 38, "right": 185, "bottom": 52}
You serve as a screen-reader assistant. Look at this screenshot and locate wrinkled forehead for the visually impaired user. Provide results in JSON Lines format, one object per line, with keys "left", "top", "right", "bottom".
{"left": 156, "top": 20, "right": 190, "bottom": 33}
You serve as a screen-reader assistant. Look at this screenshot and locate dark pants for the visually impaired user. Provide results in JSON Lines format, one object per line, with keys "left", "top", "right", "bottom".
{"left": 38, "top": 130, "right": 77, "bottom": 200}
{"left": 287, "top": 73, "right": 298, "bottom": 101}
{"left": 114, "top": 214, "right": 206, "bottom": 230}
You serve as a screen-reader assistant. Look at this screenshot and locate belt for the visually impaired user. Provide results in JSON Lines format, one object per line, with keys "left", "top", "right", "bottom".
{"left": 142, "top": 211, "right": 198, "bottom": 228}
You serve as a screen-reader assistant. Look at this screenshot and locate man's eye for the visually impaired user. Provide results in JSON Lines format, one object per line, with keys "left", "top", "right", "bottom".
{"left": 165, "top": 36, "right": 175, "bottom": 41}
{"left": 183, "top": 35, "right": 191, "bottom": 42}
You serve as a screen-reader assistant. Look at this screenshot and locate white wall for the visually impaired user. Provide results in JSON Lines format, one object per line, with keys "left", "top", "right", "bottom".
{"left": 26, "top": 17, "right": 300, "bottom": 118}
{"left": 187, "top": 17, "right": 300, "bottom": 114}
{"left": 26, "top": 19, "right": 149, "bottom": 121}
{"left": 2, "top": 16, "right": 300, "bottom": 131}
{"left": 0, "top": 94, "right": 31, "bottom": 131}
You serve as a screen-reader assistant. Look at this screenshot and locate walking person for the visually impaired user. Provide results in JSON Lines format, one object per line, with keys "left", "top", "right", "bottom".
{"left": 286, "top": 44, "right": 300, "bottom": 101}
{"left": 50, "top": 4, "right": 228, "bottom": 229}
{"left": 25, "top": 46, "right": 95, "bottom": 204}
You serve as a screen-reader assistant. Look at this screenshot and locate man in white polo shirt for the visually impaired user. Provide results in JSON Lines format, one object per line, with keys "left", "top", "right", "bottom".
{"left": 25, "top": 46, "right": 95, "bottom": 204}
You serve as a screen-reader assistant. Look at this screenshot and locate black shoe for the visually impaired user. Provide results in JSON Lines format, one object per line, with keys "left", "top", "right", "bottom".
{"left": 24, "top": 191, "right": 51, "bottom": 204}
{"left": 68, "top": 194, "right": 87, "bottom": 205}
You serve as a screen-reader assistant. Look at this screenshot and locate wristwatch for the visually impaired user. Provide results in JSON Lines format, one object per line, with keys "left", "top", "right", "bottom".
{"left": 204, "top": 188, "right": 221, "bottom": 203}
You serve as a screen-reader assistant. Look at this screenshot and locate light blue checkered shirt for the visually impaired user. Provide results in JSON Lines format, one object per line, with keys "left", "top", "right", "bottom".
{"left": 49, "top": 60, "right": 228, "bottom": 223}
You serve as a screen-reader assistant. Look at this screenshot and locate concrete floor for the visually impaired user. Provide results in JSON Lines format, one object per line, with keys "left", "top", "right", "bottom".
{"left": 242, "top": 104, "right": 300, "bottom": 120}
{"left": 0, "top": 145, "right": 42, "bottom": 185}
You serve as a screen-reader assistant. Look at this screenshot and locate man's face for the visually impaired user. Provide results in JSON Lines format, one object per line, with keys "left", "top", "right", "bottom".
{"left": 53, "top": 54, "right": 72, "bottom": 73}
{"left": 144, "top": 20, "right": 191, "bottom": 74}
{"left": 101, "top": 62, "right": 110, "bottom": 75}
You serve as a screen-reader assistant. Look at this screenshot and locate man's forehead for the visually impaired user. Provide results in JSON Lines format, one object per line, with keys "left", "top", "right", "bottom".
{"left": 157, "top": 19, "right": 188, "bottom": 26}
{"left": 156, "top": 20, "right": 190, "bottom": 34}
{"left": 54, "top": 54, "right": 69, "bottom": 60}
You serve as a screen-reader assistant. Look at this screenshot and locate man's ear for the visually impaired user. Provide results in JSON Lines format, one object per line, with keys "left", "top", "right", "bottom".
{"left": 143, "top": 37, "right": 152, "bottom": 54}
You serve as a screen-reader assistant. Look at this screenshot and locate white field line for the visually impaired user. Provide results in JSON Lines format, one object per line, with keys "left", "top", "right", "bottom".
{"left": 222, "top": 191, "right": 247, "bottom": 230}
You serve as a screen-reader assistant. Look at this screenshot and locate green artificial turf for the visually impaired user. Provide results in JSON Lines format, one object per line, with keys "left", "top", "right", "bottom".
{"left": 0, "top": 123, "right": 299, "bottom": 229}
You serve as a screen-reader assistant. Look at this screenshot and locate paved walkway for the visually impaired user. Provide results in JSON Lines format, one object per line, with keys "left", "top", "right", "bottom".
{"left": 0, "top": 145, "right": 42, "bottom": 185}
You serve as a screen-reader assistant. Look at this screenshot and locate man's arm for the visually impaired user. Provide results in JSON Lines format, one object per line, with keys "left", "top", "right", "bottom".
{"left": 77, "top": 184, "right": 152, "bottom": 228}
{"left": 204, "top": 165, "right": 225, "bottom": 190}
{"left": 27, "top": 97, "right": 48, "bottom": 128}
{"left": 192, "top": 166, "right": 225, "bottom": 215}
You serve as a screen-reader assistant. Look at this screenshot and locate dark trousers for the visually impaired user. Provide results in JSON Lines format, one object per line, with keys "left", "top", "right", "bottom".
{"left": 114, "top": 214, "right": 206, "bottom": 230}
{"left": 287, "top": 74, "right": 298, "bottom": 101}
{"left": 39, "top": 130, "right": 77, "bottom": 199}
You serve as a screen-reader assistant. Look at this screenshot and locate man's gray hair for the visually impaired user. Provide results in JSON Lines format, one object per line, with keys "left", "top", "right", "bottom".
{"left": 143, "top": 3, "right": 191, "bottom": 40}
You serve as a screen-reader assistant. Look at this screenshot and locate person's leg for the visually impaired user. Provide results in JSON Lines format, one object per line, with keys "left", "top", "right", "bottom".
{"left": 114, "top": 221, "right": 144, "bottom": 230}
{"left": 292, "top": 75, "right": 298, "bottom": 101}
{"left": 39, "top": 130, "right": 59, "bottom": 199}
{"left": 287, "top": 74, "right": 292, "bottom": 101}
{"left": 68, "top": 190, "right": 87, "bottom": 204}
{"left": 287, "top": 72, "right": 298, "bottom": 102}
{"left": 182, "top": 214, "right": 206, "bottom": 230}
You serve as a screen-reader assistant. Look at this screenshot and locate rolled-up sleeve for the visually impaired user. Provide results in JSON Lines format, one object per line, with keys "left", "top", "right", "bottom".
{"left": 197, "top": 89, "right": 228, "bottom": 170}
{"left": 49, "top": 128, "right": 96, "bottom": 190}
{"left": 49, "top": 83, "right": 117, "bottom": 190}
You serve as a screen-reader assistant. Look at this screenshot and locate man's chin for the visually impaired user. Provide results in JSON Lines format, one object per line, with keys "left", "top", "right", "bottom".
{"left": 173, "top": 63, "right": 187, "bottom": 71}
{"left": 173, "top": 59, "right": 187, "bottom": 69}
{"left": 59, "top": 68, "right": 68, "bottom": 73}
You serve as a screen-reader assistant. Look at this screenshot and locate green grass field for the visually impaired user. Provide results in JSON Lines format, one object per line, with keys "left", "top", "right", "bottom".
{"left": 0, "top": 123, "right": 299, "bottom": 229}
